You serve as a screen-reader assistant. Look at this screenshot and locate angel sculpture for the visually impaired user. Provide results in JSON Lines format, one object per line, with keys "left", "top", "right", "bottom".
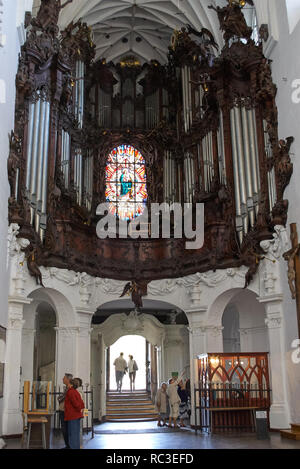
{"left": 208, "top": 0, "right": 254, "bottom": 45}
{"left": 31, "top": 0, "right": 73, "bottom": 31}
{"left": 120, "top": 281, "right": 148, "bottom": 309}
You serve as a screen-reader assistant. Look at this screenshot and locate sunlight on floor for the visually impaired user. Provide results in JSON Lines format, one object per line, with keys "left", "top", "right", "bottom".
{"left": 109, "top": 335, "right": 146, "bottom": 390}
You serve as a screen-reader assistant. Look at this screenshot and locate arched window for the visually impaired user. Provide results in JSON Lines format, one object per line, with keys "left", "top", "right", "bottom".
{"left": 105, "top": 144, "right": 148, "bottom": 221}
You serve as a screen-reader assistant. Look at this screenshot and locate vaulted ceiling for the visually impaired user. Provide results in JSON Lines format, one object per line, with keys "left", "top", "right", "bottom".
{"left": 58, "top": 0, "right": 226, "bottom": 63}
{"left": 32, "top": 0, "right": 256, "bottom": 64}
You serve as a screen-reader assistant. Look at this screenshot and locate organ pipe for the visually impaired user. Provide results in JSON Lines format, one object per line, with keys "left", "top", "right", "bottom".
{"left": 230, "top": 108, "right": 243, "bottom": 244}
{"left": 25, "top": 92, "right": 50, "bottom": 237}
{"left": 75, "top": 60, "right": 85, "bottom": 128}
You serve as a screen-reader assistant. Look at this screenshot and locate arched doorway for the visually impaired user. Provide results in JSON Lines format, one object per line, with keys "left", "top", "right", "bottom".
{"left": 33, "top": 302, "right": 56, "bottom": 383}
{"left": 221, "top": 289, "right": 269, "bottom": 354}
{"left": 109, "top": 335, "right": 147, "bottom": 391}
{"left": 91, "top": 299, "right": 189, "bottom": 422}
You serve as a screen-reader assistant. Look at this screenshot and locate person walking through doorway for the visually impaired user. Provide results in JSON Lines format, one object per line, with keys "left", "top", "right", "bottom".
{"left": 57, "top": 372, "right": 73, "bottom": 449}
{"left": 128, "top": 355, "right": 138, "bottom": 392}
{"left": 64, "top": 378, "right": 85, "bottom": 449}
{"left": 113, "top": 352, "right": 127, "bottom": 392}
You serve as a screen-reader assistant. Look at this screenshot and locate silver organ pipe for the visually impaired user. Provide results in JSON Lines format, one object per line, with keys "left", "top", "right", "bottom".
{"left": 263, "top": 119, "right": 276, "bottom": 212}
{"left": 29, "top": 97, "right": 41, "bottom": 208}
{"left": 25, "top": 92, "right": 50, "bottom": 238}
{"left": 182, "top": 66, "right": 192, "bottom": 133}
{"left": 35, "top": 99, "right": 47, "bottom": 230}
{"left": 202, "top": 132, "right": 214, "bottom": 192}
{"left": 230, "top": 108, "right": 243, "bottom": 243}
{"left": 84, "top": 151, "right": 93, "bottom": 211}
{"left": 217, "top": 110, "right": 226, "bottom": 184}
{"left": 40, "top": 101, "right": 50, "bottom": 232}
{"left": 248, "top": 109, "right": 260, "bottom": 216}
{"left": 230, "top": 106, "right": 261, "bottom": 242}
{"left": 25, "top": 102, "right": 35, "bottom": 195}
{"left": 234, "top": 106, "right": 248, "bottom": 235}
{"left": 98, "top": 87, "right": 112, "bottom": 128}
{"left": 74, "top": 148, "right": 83, "bottom": 205}
{"left": 197, "top": 143, "right": 202, "bottom": 190}
{"left": 75, "top": 60, "right": 85, "bottom": 128}
{"left": 241, "top": 107, "right": 255, "bottom": 228}
{"left": 61, "top": 129, "right": 70, "bottom": 188}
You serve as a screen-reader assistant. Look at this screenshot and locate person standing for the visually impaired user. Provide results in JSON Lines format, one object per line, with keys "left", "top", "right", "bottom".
{"left": 73, "top": 378, "right": 85, "bottom": 449}
{"left": 155, "top": 383, "right": 169, "bottom": 427}
{"left": 64, "top": 378, "right": 85, "bottom": 449}
{"left": 177, "top": 379, "right": 189, "bottom": 428}
{"left": 57, "top": 373, "right": 73, "bottom": 449}
{"left": 113, "top": 352, "right": 127, "bottom": 392}
{"left": 128, "top": 355, "right": 138, "bottom": 392}
{"left": 167, "top": 371, "right": 185, "bottom": 428}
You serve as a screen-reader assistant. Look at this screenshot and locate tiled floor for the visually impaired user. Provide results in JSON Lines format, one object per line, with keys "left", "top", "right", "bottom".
{"left": 3, "top": 421, "right": 300, "bottom": 450}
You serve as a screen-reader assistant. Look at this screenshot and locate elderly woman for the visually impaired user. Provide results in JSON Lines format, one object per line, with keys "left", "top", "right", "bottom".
{"left": 178, "top": 379, "right": 189, "bottom": 428}
{"left": 155, "top": 383, "right": 169, "bottom": 427}
{"left": 64, "top": 378, "right": 85, "bottom": 449}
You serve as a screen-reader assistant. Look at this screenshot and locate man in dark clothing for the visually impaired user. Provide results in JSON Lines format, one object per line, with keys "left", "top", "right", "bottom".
{"left": 58, "top": 373, "right": 73, "bottom": 449}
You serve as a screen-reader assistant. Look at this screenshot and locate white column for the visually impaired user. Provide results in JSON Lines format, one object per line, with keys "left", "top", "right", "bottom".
{"left": 55, "top": 326, "right": 78, "bottom": 387}
{"left": 2, "top": 296, "right": 32, "bottom": 436}
{"left": 75, "top": 308, "right": 94, "bottom": 385}
{"left": 206, "top": 325, "right": 224, "bottom": 353}
{"left": 20, "top": 327, "right": 35, "bottom": 384}
{"left": 260, "top": 295, "right": 290, "bottom": 429}
{"left": 187, "top": 323, "right": 207, "bottom": 426}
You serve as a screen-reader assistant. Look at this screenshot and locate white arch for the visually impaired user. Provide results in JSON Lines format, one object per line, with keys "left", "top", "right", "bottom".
{"left": 28, "top": 287, "right": 76, "bottom": 328}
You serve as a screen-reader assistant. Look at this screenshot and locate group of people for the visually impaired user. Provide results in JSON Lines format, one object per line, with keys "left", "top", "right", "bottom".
{"left": 58, "top": 373, "right": 86, "bottom": 449}
{"left": 113, "top": 353, "right": 138, "bottom": 392}
{"left": 155, "top": 372, "right": 190, "bottom": 429}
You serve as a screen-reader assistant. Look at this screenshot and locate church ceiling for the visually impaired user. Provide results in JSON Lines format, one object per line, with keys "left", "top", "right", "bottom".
{"left": 33, "top": 0, "right": 227, "bottom": 63}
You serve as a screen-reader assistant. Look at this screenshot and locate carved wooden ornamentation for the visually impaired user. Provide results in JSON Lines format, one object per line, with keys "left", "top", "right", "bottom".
{"left": 8, "top": 0, "right": 294, "bottom": 285}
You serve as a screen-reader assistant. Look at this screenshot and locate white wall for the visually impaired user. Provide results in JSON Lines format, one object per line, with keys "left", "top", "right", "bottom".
{"left": 259, "top": 0, "right": 300, "bottom": 423}
{"left": 0, "top": 0, "right": 33, "bottom": 437}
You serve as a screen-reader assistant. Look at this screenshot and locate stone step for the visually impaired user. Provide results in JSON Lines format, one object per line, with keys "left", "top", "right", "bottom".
{"left": 106, "top": 413, "right": 158, "bottom": 420}
{"left": 280, "top": 430, "right": 300, "bottom": 441}
{"left": 107, "top": 392, "right": 149, "bottom": 399}
{"left": 291, "top": 424, "right": 300, "bottom": 434}
{"left": 106, "top": 417, "right": 158, "bottom": 423}
{"left": 107, "top": 402, "right": 154, "bottom": 407}
{"left": 107, "top": 403, "right": 154, "bottom": 409}
{"left": 107, "top": 408, "right": 156, "bottom": 415}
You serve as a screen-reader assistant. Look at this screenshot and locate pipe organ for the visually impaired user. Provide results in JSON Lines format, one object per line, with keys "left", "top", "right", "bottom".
{"left": 7, "top": 0, "right": 294, "bottom": 283}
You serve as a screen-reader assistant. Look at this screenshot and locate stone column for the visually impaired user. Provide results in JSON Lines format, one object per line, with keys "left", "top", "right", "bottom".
{"left": 20, "top": 327, "right": 35, "bottom": 384}
{"left": 260, "top": 294, "right": 290, "bottom": 429}
{"left": 75, "top": 308, "right": 94, "bottom": 386}
{"left": 205, "top": 325, "right": 224, "bottom": 353}
{"left": 55, "top": 326, "right": 79, "bottom": 387}
{"left": 2, "top": 296, "right": 32, "bottom": 436}
{"left": 187, "top": 322, "right": 207, "bottom": 427}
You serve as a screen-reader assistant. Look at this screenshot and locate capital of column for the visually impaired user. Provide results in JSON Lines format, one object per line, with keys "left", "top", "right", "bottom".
{"left": 54, "top": 326, "right": 80, "bottom": 337}
{"left": 265, "top": 314, "right": 282, "bottom": 330}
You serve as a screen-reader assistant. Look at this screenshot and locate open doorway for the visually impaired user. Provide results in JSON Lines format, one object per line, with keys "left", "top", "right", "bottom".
{"left": 109, "top": 335, "right": 146, "bottom": 391}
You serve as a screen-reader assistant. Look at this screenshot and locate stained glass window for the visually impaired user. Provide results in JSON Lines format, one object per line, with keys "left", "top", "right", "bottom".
{"left": 105, "top": 144, "right": 148, "bottom": 221}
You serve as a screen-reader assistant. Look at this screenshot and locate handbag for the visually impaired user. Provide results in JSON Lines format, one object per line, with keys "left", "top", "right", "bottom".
{"left": 133, "top": 360, "right": 138, "bottom": 371}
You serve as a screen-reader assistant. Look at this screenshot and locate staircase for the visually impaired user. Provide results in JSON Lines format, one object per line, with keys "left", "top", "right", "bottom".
{"left": 106, "top": 390, "right": 158, "bottom": 422}
{"left": 281, "top": 424, "right": 300, "bottom": 441}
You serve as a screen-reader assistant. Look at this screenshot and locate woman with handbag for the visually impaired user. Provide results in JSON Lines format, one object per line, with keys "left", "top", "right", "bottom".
{"left": 128, "top": 355, "right": 138, "bottom": 392}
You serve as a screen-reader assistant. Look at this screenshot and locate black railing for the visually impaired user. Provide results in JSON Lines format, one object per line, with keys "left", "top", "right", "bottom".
{"left": 194, "top": 382, "right": 271, "bottom": 433}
